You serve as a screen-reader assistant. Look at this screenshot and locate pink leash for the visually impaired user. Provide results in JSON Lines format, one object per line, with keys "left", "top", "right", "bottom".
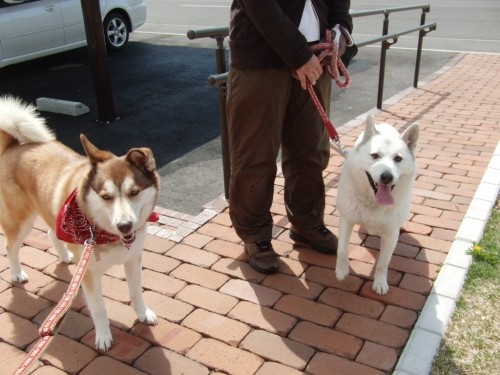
{"left": 14, "top": 239, "right": 95, "bottom": 375}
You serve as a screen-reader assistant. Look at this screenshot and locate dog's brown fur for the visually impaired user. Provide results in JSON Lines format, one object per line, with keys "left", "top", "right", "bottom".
{"left": 0, "top": 96, "right": 160, "bottom": 350}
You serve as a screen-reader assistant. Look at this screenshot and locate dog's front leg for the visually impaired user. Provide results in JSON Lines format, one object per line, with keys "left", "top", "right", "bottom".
{"left": 124, "top": 255, "right": 157, "bottom": 325}
{"left": 81, "top": 274, "right": 113, "bottom": 351}
{"left": 336, "top": 216, "right": 354, "bottom": 281}
{"left": 373, "top": 231, "right": 399, "bottom": 295}
{"left": 47, "top": 229, "right": 74, "bottom": 264}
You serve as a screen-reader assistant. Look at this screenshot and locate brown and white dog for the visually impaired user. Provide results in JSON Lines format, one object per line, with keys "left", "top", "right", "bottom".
{"left": 0, "top": 96, "right": 160, "bottom": 351}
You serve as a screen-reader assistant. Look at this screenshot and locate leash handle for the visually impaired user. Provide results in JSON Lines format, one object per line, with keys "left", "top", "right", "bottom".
{"left": 14, "top": 241, "right": 95, "bottom": 375}
{"left": 310, "top": 29, "right": 351, "bottom": 90}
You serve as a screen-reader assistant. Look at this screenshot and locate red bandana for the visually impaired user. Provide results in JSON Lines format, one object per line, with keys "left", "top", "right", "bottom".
{"left": 56, "top": 189, "right": 119, "bottom": 244}
{"left": 56, "top": 189, "right": 159, "bottom": 245}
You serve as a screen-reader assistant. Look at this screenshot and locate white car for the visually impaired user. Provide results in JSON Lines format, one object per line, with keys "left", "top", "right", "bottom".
{"left": 0, "top": 0, "right": 146, "bottom": 68}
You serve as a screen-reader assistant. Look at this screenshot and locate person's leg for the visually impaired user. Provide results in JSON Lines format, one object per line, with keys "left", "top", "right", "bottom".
{"left": 226, "top": 66, "right": 291, "bottom": 272}
{"left": 282, "top": 73, "right": 338, "bottom": 253}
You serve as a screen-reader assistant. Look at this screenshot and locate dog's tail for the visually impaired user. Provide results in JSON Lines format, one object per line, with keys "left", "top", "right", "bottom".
{"left": 0, "top": 96, "right": 55, "bottom": 155}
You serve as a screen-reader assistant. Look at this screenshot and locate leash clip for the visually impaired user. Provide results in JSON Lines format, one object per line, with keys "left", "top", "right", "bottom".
{"left": 85, "top": 227, "right": 100, "bottom": 261}
{"left": 332, "top": 137, "right": 348, "bottom": 158}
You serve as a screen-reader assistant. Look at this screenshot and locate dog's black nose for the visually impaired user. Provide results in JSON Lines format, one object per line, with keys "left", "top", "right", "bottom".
{"left": 380, "top": 172, "right": 393, "bottom": 185}
{"left": 117, "top": 221, "right": 133, "bottom": 233}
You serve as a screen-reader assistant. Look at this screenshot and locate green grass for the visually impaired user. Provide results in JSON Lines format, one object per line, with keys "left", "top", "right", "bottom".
{"left": 431, "top": 200, "right": 500, "bottom": 375}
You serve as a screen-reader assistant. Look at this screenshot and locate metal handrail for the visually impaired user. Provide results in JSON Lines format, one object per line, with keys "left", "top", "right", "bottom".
{"left": 187, "top": 4, "right": 436, "bottom": 199}
{"left": 356, "top": 23, "right": 435, "bottom": 47}
{"left": 350, "top": 4, "right": 430, "bottom": 18}
{"left": 186, "top": 4, "right": 432, "bottom": 39}
{"left": 187, "top": 26, "right": 228, "bottom": 40}
{"left": 188, "top": 25, "right": 230, "bottom": 198}
{"left": 357, "top": 21, "right": 436, "bottom": 107}
{"left": 207, "top": 73, "right": 228, "bottom": 86}
{"left": 205, "top": 22, "right": 436, "bottom": 87}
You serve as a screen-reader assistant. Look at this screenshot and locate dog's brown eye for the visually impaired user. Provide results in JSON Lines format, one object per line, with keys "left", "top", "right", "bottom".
{"left": 371, "top": 153, "right": 379, "bottom": 160}
{"left": 101, "top": 194, "right": 112, "bottom": 200}
{"left": 130, "top": 189, "right": 140, "bottom": 197}
{"left": 394, "top": 156, "right": 403, "bottom": 162}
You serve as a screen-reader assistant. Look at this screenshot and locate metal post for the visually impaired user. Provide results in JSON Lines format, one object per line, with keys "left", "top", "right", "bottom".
{"left": 413, "top": 6, "right": 429, "bottom": 88}
{"left": 80, "top": 0, "right": 119, "bottom": 123}
{"left": 214, "top": 37, "right": 230, "bottom": 199}
{"left": 377, "top": 13, "right": 390, "bottom": 109}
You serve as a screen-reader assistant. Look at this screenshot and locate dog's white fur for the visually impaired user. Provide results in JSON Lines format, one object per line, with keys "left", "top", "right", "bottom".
{"left": 336, "top": 115, "right": 419, "bottom": 295}
{"left": 0, "top": 96, "right": 160, "bottom": 350}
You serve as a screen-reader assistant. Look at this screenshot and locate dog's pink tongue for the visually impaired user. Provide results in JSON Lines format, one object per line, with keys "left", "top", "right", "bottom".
{"left": 376, "top": 185, "right": 394, "bottom": 205}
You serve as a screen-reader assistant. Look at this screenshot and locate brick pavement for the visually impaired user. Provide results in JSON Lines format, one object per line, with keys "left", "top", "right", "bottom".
{"left": 1, "top": 53, "right": 499, "bottom": 375}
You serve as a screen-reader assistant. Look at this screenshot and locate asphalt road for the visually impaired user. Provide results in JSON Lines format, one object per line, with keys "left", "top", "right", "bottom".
{"left": 1, "top": 0, "right": 498, "bottom": 215}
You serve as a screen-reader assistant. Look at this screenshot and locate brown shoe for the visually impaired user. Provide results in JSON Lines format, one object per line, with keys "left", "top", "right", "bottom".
{"left": 289, "top": 225, "right": 337, "bottom": 254}
{"left": 244, "top": 241, "right": 279, "bottom": 274}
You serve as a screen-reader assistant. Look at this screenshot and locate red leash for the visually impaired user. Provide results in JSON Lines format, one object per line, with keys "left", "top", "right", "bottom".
{"left": 14, "top": 239, "right": 95, "bottom": 375}
{"left": 310, "top": 28, "right": 351, "bottom": 90}
{"left": 307, "top": 29, "right": 351, "bottom": 157}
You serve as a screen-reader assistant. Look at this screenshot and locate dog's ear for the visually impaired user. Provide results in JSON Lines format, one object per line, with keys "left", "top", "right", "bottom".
{"left": 359, "top": 115, "right": 379, "bottom": 146}
{"left": 402, "top": 122, "right": 420, "bottom": 156}
{"left": 80, "top": 134, "right": 114, "bottom": 164}
{"left": 126, "top": 148, "right": 157, "bottom": 173}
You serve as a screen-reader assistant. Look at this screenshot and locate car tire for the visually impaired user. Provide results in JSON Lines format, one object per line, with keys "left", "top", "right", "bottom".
{"left": 103, "top": 12, "right": 129, "bottom": 51}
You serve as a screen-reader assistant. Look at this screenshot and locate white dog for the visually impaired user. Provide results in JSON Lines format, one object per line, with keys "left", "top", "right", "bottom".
{"left": 335, "top": 115, "right": 419, "bottom": 295}
{"left": 0, "top": 96, "right": 159, "bottom": 350}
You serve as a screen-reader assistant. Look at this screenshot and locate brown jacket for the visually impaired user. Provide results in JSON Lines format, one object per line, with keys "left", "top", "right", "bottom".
{"left": 229, "top": 0, "right": 352, "bottom": 70}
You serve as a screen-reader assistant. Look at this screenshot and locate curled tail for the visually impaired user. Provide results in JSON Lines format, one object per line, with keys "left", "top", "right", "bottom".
{"left": 0, "top": 96, "right": 55, "bottom": 154}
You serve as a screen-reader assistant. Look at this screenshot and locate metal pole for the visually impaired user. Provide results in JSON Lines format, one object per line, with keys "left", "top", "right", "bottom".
{"left": 377, "top": 42, "right": 388, "bottom": 110}
{"left": 413, "top": 7, "right": 428, "bottom": 88}
{"left": 215, "top": 37, "right": 230, "bottom": 199}
{"left": 80, "top": 0, "right": 119, "bottom": 124}
{"left": 377, "top": 13, "right": 390, "bottom": 109}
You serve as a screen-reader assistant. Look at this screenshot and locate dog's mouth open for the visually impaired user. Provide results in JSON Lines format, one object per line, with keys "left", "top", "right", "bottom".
{"left": 120, "top": 232, "right": 136, "bottom": 248}
{"left": 366, "top": 172, "right": 395, "bottom": 205}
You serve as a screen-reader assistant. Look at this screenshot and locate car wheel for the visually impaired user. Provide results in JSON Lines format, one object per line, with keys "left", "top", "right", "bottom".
{"left": 103, "top": 12, "right": 129, "bottom": 51}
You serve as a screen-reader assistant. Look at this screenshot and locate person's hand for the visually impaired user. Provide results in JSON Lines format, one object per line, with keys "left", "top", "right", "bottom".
{"left": 294, "top": 54, "right": 323, "bottom": 90}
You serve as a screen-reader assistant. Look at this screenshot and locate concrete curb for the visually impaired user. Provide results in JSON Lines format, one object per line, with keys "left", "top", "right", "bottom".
{"left": 392, "top": 53, "right": 500, "bottom": 374}
{"left": 394, "top": 140, "right": 500, "bottom": 375}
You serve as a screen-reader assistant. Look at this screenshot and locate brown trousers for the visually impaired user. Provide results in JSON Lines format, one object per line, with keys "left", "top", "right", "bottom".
{"left": 226, "top": 66, "right": 332, "bottom": 243}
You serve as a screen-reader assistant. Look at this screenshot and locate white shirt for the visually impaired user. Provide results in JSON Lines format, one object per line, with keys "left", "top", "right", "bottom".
{"left": 298, "top": 0, "right": 320, "bottom": 42}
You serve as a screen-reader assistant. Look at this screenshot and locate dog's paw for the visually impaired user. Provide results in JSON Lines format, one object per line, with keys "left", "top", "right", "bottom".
{"left": 372, "top": 279, "right": 389, "bottom": 295}
{"left": 335, "top": 266, "right": 349, "bottom": 281}
{"left": 12, "top": 270, "right": 29, "bottom": 283}
{"left": 139, "top": 309, "right": 157, "bottom": 325}
{"left": 95, "top": 332, "right": 113, "bottom": 351}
